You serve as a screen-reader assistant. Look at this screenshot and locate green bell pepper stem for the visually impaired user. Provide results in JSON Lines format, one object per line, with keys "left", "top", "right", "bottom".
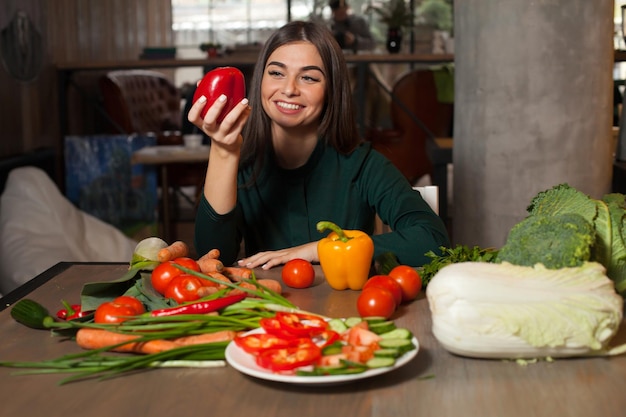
{"left": 316, "top": 221, "right": 352, "bottom": 243}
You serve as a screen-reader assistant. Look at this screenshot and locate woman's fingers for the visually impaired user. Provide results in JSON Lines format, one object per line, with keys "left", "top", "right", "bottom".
{"left": 238, "top": 242, "right": 319, "bottom": 270}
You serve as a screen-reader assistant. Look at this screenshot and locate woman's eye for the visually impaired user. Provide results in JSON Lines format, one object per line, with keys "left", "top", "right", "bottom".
{"left": 301, "top": 75, "right": 320, "bottom": 83}
{"left": 268, "top": 70, "right": 284, "bottom": 77}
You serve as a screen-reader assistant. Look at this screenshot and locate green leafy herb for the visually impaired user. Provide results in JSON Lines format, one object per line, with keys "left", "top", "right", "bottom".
{"left": 420, "top": 245, "right": 499, "bottom": 287}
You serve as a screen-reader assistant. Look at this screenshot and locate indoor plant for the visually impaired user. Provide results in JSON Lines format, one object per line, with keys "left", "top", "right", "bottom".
{"left": 367, "top": 0, "right": 414, "bottom": 53}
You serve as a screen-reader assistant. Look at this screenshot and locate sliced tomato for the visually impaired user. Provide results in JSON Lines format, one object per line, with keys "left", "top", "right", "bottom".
{"left": 317, "top": 353, "right": 348, "bottom": 367}
{"left": 275, "top": 312, "right": 328, "bottom": 337}
{"left": 256, "top": 345, "right": 322, "bottom": 372}
{"left": 342, "top": 344, "right": 378, "bottom": 363}
{"left": 346, "top": 325, "right": 382, "bottom": 347}
{"left": 234, "top": 333, "right": 295, "bottom": 354}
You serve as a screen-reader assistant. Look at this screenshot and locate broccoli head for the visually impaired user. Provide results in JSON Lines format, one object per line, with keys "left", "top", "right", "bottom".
{"left": 526, "top": 183, "right": 597, "bottom": 225}
{"left": 497, "top": 213, "right": 595, "bottom": 269}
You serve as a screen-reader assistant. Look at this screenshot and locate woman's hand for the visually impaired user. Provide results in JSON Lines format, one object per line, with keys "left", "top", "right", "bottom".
{"left": 187, "top": 93, "right": 250, "bottom": 154}
{"left": 237, "top": 242, "right": 320, "bottom": 270}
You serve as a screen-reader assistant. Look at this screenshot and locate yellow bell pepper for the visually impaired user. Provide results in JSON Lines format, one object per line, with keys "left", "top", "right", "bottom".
{"left": 316, "top": 221, "right": 374, "bottom": 290}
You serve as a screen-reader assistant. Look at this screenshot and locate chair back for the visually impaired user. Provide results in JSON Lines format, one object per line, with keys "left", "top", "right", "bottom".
{"left": 99, "top": 70, "right": 182, "bottom": 135}
{"left": 369, "top": 69, "right": 453, "bottom": 184}
{"left": 413, "top": 185, "right": 439, "bottom": 214}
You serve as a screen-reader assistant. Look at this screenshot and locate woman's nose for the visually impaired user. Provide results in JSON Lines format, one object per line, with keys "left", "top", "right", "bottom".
{"left": 282, "top": 78, "right": 298, "bottom": 96}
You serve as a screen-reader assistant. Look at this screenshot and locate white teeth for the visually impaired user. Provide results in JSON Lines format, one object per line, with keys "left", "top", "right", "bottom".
{"left": 277, "top": 101, "right": 300, "bottom": 110}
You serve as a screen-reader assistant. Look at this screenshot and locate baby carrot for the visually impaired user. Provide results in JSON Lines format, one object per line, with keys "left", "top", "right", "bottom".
{"left": 76, "top": 328, "right": 179, "bottom": 354}
{"left": 257, "top": 279, "right": 283, "bottom": 295}
{"left": 223, "top": 266, "right": 253, "bottom": 281}
{"left": 157, "top": 241, "right": 190, "bottom": 262}
{"left": 203, "top": 248, "right": 221, "bottom": 259}
{"left": 172, "top": 330, "right": 237, "bottom": 346}
{"left": 198, "top": 257, "right": 224, "bottom": 274}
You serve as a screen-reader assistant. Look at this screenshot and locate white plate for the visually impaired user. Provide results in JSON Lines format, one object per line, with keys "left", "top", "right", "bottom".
{"left": 225, "top": 327, "right": 419, "bottom": 386}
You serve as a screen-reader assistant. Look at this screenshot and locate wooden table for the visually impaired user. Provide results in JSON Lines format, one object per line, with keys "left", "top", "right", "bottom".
{"left": 1, "top": 262, "right": 626, "bottom": 416}
{"left": 131, "top": 145, "right": 210, "bottom": 242}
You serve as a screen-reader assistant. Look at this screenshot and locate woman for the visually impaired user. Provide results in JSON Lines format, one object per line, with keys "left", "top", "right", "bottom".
{"left": 188, "top": 20, "right": 449, "bottom": 269}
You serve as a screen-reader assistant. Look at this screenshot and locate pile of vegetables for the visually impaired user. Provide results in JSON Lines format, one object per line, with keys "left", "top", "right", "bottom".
{"left": 3, "top": 238, "right": 300, "bottom": 384}
{"left": 422, "top": 184, "right": 626, "bottom": 360}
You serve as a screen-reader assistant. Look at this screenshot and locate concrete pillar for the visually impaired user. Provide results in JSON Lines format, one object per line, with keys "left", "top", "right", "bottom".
{"left": 453, "top": 0, "right": 615, "bottom": 248}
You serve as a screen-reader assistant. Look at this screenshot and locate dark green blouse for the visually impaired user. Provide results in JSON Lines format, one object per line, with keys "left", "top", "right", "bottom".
{"left": 194, "top": 140, "right": 450, "bottom": 266}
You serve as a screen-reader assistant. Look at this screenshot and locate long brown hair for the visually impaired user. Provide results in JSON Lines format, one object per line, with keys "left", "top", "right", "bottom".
{"left": 240, "top": 20, "right": 360, "bottom": 170}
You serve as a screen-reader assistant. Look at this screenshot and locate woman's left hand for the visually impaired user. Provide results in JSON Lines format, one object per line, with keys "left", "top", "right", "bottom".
{"left": 237, "top": 242, "right": 319, "bottom": 270}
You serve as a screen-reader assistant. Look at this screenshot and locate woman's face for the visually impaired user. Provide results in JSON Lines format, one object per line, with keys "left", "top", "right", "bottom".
{"left": 261, "top": 41, "right": 327, "bottom": 131}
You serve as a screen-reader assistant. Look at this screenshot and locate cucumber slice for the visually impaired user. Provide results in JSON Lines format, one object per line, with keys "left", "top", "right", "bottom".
{"left": 363, "top": 316, "right": 387, "bottom": 325}
{"left": 379, "top": 338, "right": 415, "bottom": 355}
{"left": 344, "top": 317, "right": 363, "bottom": 328}
{"left": 321, "top": 341, "right": 344, "bottom": 355}
{"left": 327, "top": 318, "right": 348, "bottom": 333}
{"left": 366, "top": 357, "right": 396, "bottom": 368}
{"left": 368, "top": 320, "right": 397, "bottom": 335}
{"left": 373, "top": 348, "right": 401, "bottom": 359}
{"left": 379, "top": 327, "right": 413, "bottom": 340}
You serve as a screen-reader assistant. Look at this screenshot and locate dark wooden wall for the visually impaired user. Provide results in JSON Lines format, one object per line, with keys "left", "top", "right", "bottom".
{"left": 0, "top": 0, "right": 173, "bottom": 160}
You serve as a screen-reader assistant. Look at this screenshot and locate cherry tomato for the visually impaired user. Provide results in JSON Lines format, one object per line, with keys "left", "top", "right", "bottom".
{"left": 94, "top": 295, "right": 145, "bottom": 324}
{"left": 164, "top": 274, "right": 204, "bottom": 304}
{"left": 363, "top": 275, "right": 403, "bottom": 306}
{"left": 281, "top": 259, "right": 315, "bottom": 289}
{"left": 151, "top": 257, "right": 200, "bottom": 295}
{"left": 388, "top": 265, "right": 422, "bottom": 302}
{"left": 192, "top": 66, "right": 246, "bottom": 121}
{"left": 356, "top": 286, "right": 396, "bottom": 319}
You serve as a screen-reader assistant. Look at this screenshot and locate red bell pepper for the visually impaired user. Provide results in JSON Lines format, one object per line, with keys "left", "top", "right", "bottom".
{"left": 275, "top": 312, "right": 328, "bottom": 337}
{"left": 192, "top": 66, "right": 246, "bottom": 122}
{"left": 255, "top": 344, "right": 322, "bottom": 372}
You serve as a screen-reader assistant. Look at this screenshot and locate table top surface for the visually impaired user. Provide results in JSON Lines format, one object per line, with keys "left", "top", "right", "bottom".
{"left": 131, "top": 145, "right": 210, "bottom": 165}
{"left": 1, "top": 262, "right": 626, "bottom": 417}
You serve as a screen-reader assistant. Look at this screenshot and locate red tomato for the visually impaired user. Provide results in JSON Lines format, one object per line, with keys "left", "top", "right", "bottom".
{"left": 172, "top": 257, "right": 201, "bottom": 273}
{"left": 164, "top": 274, "right": 204, "bottom": 304}
{"left": 192, "top": 66, "right": 246, "bottom": 121}
{"left": 388, "top": 265, "right": 422, "bottom": 302}
{"left": 281, "top": 259, "right": 315, "bottom": 289}
{"left": 94, "top": 295, "right": 145, "bottom": 324}
{"left": 356, "top": 286, "right": 396, "bottom": 319}
{"left": 363, "top": 275, "right": 403, "bottom": 306}
{"left": 151, "top": 258, "right": 200, "bottom": 295}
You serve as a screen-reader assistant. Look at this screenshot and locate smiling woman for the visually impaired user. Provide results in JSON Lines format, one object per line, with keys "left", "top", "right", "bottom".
{"left": 187, "top": 20, "right": 449, "bottom": 273}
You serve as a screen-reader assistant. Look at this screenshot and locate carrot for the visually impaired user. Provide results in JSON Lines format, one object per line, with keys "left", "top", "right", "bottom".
{"left": 222, "top": 266, "right": 253, "bottom": 281}
{"left": 198, "top": 257, "right": 224, "bottom": 274}
{"left": 257, "top": 279, "right": 282, "bottom": 295}
{"left": 203, "top": 248, "right": 221, "bottom": 259}
{"left": 172, "top": 330, "right": 237, "bottom": 346}
{"left": 196, "top": 286, "right": 220, "bottom": 298}
{"left": 76, "top": 328, "right": 179, "bottom": 354}
{"left": 157, "top": 241, "right": 190, "bottom": 262}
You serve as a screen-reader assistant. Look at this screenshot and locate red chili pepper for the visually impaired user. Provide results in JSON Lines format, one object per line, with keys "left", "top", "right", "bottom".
{"left": 149, "top": 292, "right": 246, "bottom": 317}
